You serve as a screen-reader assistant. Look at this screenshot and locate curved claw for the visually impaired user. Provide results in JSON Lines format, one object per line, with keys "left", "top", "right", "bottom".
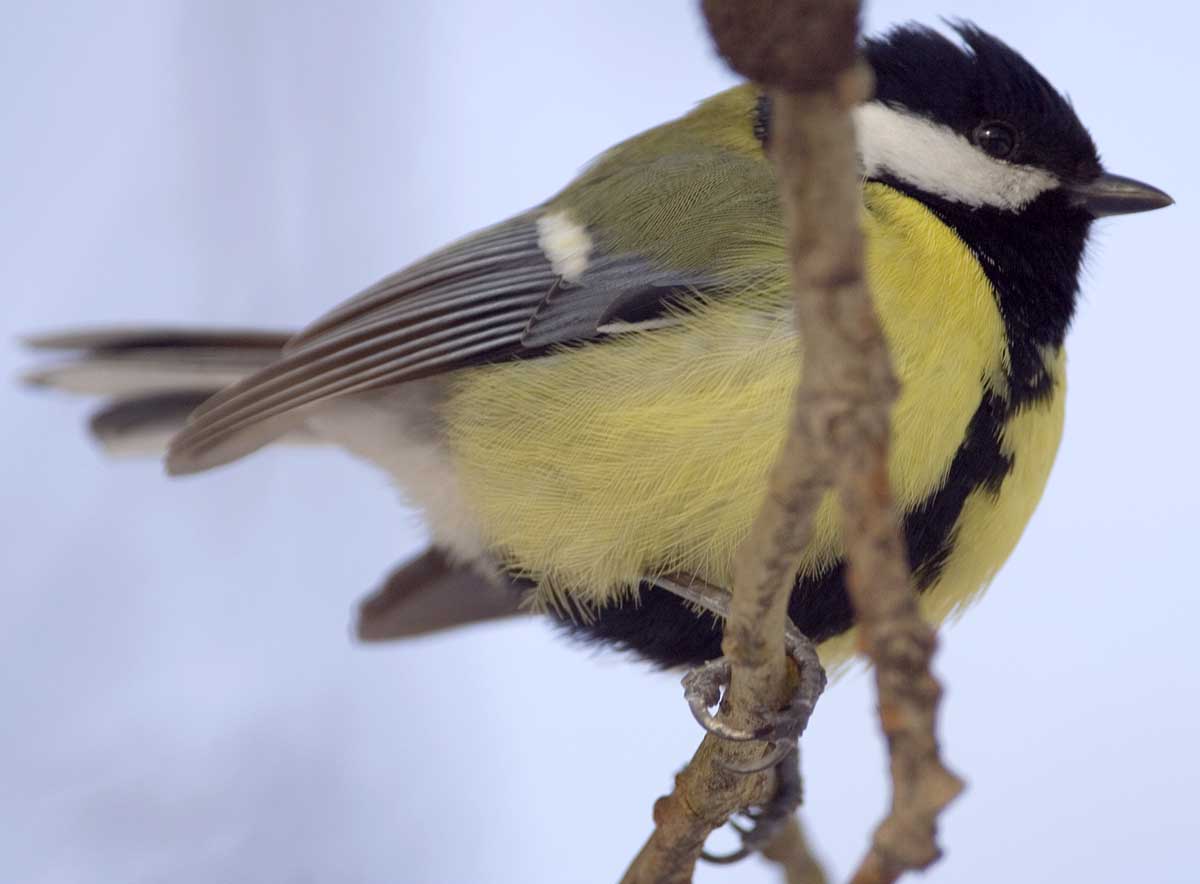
{"left": 682, "top": 658, "right": 763, "bottom": 742}
{"left": 699, "top": 809, "right": 781, "bottom": 865}
{"left": 719, "top": 738, "right": 796, "bottom": 774}
{"left": 728, "top": 811, "right": 768, "bottom": 835}
{"left": 700, "top": 845, "right": 752, "bottom": 865}
{"left": 681, "top": 658, "right": 727, "bottom": 708}
{"left": 682, "top": 644, "right": 823, "bottom": 745}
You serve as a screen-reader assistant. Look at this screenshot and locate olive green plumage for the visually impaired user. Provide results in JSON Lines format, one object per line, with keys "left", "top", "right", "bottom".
{"left": 25, "top": 24, "right": 1172, "bottom": 669}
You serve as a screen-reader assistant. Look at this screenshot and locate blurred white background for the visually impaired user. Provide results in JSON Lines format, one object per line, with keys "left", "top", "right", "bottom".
{"left": 2, "top": 2, "right": 1195, "bottom": 882}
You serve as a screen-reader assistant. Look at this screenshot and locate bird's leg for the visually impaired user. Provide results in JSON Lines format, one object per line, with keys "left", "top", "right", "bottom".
{"left": 653, "top": 575, "right": 825, "bottom": 863}
{"left": 658, "top": 574, "right": 825, "bottom": 758}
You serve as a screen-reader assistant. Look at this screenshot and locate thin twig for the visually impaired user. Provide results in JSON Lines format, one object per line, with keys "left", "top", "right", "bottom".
{"left": 622, "top": 1, "right": 963, "bottom": 881}
{"left": 621, "top": 2, "right": 866, "bottom": 882}
{"left": 762, "top": 816, "right": 830, "bottom": 884}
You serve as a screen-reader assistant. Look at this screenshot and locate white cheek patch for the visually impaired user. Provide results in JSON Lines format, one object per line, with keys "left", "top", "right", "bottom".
{"left": 854, "top": 102, "right": 1059, "bottom": 212}
{"left": 537, "top": 210, "right": 593, "bottom": 283}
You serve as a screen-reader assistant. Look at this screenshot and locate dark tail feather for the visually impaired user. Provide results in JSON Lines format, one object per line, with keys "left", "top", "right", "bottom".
{"left": 356, "top": 548, "right": 528, "bottom": 642}
{"left": 22, "top": 326, "right": 307, "bottom": 457}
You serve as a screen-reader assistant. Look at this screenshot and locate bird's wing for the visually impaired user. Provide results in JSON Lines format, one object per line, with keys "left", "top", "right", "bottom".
{"left": 165, "top": 212, "right": 715, "bottom": 475}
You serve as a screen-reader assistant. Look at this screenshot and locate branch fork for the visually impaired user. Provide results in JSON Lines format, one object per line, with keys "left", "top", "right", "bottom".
{"left": 621, "top": 3, "right": 962, "bottom": 882}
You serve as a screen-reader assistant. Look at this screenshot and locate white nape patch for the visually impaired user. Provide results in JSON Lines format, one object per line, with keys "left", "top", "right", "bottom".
{"left": 854, "top": 102, "right": 1058, "bottom": 212}
{"left": 536, "top": 210, "right": 592, "bottom": 283}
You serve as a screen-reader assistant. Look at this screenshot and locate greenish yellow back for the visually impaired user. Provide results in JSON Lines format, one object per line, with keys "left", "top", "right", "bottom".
{"left": 444, "top": 185, "right": 1040, "bottom": 608}
{"left": 442, "top": 87, "right": 1066, "bottom": 664}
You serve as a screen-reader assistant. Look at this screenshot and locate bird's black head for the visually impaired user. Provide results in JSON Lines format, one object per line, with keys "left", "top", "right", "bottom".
{"left": 865, "top": 23, "right": 1102, "bottom": 189}
{"left": 855, "top": 23, "right": 1172, "bottom": 404}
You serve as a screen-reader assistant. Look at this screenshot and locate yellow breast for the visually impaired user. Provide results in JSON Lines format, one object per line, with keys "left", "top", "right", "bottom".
{"left": 443, "top": 184, "right": 1065, "bottom": 648}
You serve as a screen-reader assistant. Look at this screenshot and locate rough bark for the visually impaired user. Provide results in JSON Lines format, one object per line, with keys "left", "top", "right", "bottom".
{"left": 621, "top": 2, "right": 963, "bottom": 881}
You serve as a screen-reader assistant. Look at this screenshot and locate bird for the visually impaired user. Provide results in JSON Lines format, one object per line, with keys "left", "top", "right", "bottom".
{"left": 25, "top": 22, "right": 1173, "bottom": 674}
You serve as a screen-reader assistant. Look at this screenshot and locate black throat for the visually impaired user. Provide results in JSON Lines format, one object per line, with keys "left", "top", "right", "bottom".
{"left": 874, "top": 175, "right": 1092, "bottom": 407}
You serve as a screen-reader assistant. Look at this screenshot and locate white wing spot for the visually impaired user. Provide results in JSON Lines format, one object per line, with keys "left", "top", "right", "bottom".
{"left": 537, "top": 210, "right": 592, "bottom": 283}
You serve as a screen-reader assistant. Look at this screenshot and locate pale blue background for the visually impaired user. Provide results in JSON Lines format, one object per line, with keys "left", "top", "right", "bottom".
{"left": 2, "top": 2, "right": 1195, "bottom": 882}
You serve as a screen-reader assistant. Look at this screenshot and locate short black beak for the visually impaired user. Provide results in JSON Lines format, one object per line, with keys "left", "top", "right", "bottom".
{"left": 1067, "top": 172, "right": 1174, "bottom": 218}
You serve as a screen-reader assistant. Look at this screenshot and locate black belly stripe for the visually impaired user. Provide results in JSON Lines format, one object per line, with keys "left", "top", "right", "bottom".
{"left": 553, "top": 386, "right": 1021, "bottom": 668}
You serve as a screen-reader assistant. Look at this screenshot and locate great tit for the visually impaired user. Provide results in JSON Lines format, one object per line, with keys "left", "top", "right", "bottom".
{"left": 26, "top": 23, "right": 1173, "bottom": 669}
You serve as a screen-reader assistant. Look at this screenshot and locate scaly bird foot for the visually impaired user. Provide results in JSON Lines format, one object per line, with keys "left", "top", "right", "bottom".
{"left": 658, "top": 573, "right": 825, "bottom": 762}
{"left": 701, "top": 751, "right": 804, "bottom": 864}
{"left": 680, "top": 628, "right": 824, "bottom": 772}
{"left": 651, "top": 574, "right": 826, "bottom": 865}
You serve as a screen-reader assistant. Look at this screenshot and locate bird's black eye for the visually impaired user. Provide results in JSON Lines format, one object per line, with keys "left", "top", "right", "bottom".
{"left": 972, "top": 121, "right": 1018, "bottom": 159}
